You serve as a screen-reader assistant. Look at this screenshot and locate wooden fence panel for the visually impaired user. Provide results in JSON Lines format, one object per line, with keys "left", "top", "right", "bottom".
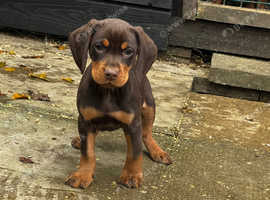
{"left": 0, "top": 0, "right": 170, "bottom": 49}
{"left": 107, "top": 0, "right": 172, "bottom": 10}
{"left": 169, "top": 19, "right": 270, "bottom": 59}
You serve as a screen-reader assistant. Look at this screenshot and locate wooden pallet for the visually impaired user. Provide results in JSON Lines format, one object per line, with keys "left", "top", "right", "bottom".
{"left": 169, "top": 0, "right": 270, "bottom": 59}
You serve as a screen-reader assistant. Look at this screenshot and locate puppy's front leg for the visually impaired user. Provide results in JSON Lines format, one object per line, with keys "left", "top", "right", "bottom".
{"left": 66, "top": 120, "right": 97, "bottom": 189}
{"left": 120, "top": 121, "right": 143, "bottom": 188}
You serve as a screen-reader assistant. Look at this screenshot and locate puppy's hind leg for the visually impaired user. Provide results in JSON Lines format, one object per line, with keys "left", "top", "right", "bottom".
{"left": 142, "top": 78, "right": 172, "bottom": 165}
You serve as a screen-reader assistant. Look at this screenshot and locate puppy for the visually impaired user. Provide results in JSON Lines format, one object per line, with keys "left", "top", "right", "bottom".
{"left": 65, "top": 18, "right": 172, "bottom": 189}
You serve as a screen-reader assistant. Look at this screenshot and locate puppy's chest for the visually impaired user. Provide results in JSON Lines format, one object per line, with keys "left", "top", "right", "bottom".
{"left": 78, "top": 83, "right": 138, "bottom": 126}
{"left": 78, "top": 93, "right": 135, "bottom": 126}
{"left": 79, "top": 106, "right": 134, "bottom": 125}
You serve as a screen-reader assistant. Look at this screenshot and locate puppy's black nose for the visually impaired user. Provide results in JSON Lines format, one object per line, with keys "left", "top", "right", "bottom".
{"left": 104, "top": 68, "right": 119, "bottom": 81}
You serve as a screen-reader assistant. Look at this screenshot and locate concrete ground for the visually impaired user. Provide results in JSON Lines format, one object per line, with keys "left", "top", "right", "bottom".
{"left": 0, "top": 30, "right": 269, "bottom": 200}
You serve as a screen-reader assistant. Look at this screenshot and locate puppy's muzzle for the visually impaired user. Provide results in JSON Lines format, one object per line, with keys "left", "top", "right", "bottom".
{"left": 104, "top": 67, "right": 119, "bottom": 81}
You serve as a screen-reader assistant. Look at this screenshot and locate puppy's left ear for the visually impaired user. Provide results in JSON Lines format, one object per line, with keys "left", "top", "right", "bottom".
{"left": 69, "top": 19, "right": 100, "bottom": 73}
{"left": 134, "top": 26, "right": 158, "bottom": 75}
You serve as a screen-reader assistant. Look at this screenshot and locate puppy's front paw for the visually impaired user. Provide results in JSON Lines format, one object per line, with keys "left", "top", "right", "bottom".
{"left": 65, "top": 170, "right": 93, "bottom": 189}
{"left": 119, "top": 170, "right": 143, "bottom": 188}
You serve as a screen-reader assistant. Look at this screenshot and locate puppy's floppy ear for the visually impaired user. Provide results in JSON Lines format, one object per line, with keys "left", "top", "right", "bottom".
{"left": 134, "top": 26, "right": 158, "bottom": 75}
{"left": 69, "top": 19, "right": 99, "bottom": 73}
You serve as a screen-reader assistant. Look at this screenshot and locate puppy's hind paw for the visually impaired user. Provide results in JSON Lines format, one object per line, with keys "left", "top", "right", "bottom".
{"left": 71, "top": 136, "right": 81, "bottom": 150}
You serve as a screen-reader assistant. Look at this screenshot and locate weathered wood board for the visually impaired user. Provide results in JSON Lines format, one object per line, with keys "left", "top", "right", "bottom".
{"left": 108, "top": 0, "right": 172, "bottom": 10}
{"left": 197, "top": 1, "right": 270, "bottom": 29}
{"left": 192, "top": 77, "right": 261, "bottom": 102}
{"left": 169, "top": 19, "right": 270, "bottom": 59}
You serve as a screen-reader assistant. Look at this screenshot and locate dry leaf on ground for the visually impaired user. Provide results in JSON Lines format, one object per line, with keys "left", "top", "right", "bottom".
{"left": 27, "top": 90, "right": 50, "bottom": 101}
{"left": 12, "top": 93, "right": 30, "bottom": 100}
{"left": 58, "top": 44, "right": 67, "bottom": 50}
{"left": 28, "top": 73, "right": 49, "bottom": 81}
{"left": 9, "top": 50, "right": 16, "bottom": 55}
{"left": 0, "top": 50, "right": 7, "bottom": 54}
{"left": 4, "top": 67, "right": 16, "bottom": 72}
{"left": 62, "top": 77, "right": 74, "bottom": 83}
{"left": 0, "top": 62, "right": 6, "bottom": 67}
{"left": 19, "top": 157, "right": 34, "bottom": 164}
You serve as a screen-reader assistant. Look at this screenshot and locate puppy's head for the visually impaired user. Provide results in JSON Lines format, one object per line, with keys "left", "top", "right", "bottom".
{"left": 69, "top": 18, "right": 157, "bottom": 88}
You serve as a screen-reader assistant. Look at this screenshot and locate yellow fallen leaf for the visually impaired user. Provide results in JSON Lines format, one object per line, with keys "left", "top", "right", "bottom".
{"left": 4, "top": 67, "right": 16, "bottom": 72}
{"left": 28, "top": 73, "right": 49, "bottom": 81}
{"left": 12, "top": 93, "right": 30, "bottom": 100}
{"left": 0, "top": 62, "right": 6, "bottom": 67}
{"left": 58, "top": 45, "right": 67, "bottom": 50}
{"left": 62, "top": 77, "right": 74, "bottom": 83}
{"left": 9, "top": 51, "right": 16, "bottom": 55}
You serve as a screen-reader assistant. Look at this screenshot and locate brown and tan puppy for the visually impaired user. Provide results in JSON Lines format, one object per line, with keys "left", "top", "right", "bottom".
{"left": 65, "top": 18, "right": 172, "bottom": 189}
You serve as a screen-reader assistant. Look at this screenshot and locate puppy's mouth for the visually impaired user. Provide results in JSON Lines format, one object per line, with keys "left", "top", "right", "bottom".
{"left": 100, "top": 83, "right": 115, "bottom": 88}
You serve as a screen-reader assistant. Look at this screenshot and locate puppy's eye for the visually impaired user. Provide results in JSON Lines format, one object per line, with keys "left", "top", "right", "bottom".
{"left": 94, "top": 43, "right": 106, "bottom": 52}
{"left": 122, "top": 47, "right": 134, "bottom": 57}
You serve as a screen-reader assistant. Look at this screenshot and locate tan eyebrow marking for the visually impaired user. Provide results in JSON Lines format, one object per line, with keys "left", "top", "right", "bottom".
{"left": 121, "top": 42, "right": 128, "bottom": 50}
{"left": 102, "top": 39, "right": 110, "bottom": 47}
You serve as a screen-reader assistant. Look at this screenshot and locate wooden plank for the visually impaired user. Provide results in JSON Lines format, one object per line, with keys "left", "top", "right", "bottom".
{"left": 167, "top": 47, "right": 192, "bottom": 58}
{"left": 0, "top": 0, "right": 170, "bottom": 50}
{"left": 197, "top": 1, "right": 270, "bottom": 29}
{"left": 182, "top": 0, "right": 197, "bottom": 19}
{"left": 171, "top": 0, "right": 182, "bottom": 17}
{"left": 108, "top": 0, "right": 172, "bottom": 10}
{"left": 169, "top": 19, "right": 270, "bottom": 59}
{"left": 192, "top": 77, "right": 260, "bottom": 102}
